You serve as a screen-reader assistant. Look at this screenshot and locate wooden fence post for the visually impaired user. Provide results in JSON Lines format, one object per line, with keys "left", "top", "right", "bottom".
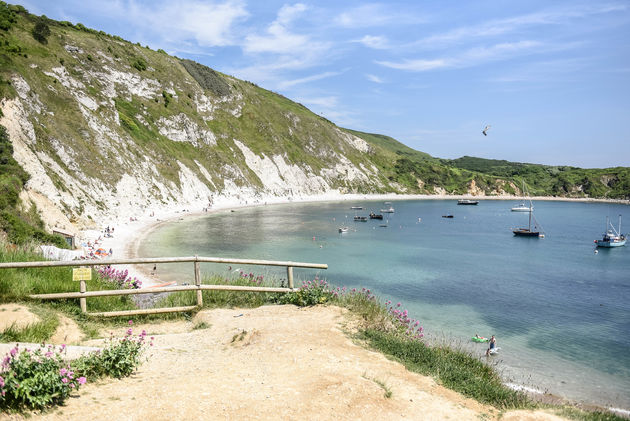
{"left": 194, "top": 256, "right": 202, "bottom": 307}
{"left": 79, "top": 279, "right": 87, "bottom": 313}
{"left": 287, "top": 266, "right": 294, "bottom": 289}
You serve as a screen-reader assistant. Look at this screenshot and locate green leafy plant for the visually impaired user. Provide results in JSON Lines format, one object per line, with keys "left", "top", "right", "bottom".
{"left": 31, "top": 18, "right": 50, "bottom": 44}
{"left": 278, "top": 278, "right": 333, "bottom": 306}
{"left": 0, "top": 344, "right": 86, "bottom": 411}
{"left": 72, "top": 321, "right": 150, "bottom": 379}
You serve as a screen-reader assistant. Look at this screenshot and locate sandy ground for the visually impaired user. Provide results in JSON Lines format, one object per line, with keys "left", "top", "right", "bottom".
{"left": 1, "top": 305, "right": 569, "bottom": 421}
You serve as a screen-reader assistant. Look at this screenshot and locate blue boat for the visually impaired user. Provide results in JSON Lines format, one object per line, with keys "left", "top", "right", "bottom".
{"left": 594, "top": 215, "right": 626, "bottom": 247}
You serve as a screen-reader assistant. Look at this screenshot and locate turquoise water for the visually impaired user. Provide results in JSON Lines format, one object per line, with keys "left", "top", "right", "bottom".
{"left": 138, "top": 199, "right": 630, "bottom": 409}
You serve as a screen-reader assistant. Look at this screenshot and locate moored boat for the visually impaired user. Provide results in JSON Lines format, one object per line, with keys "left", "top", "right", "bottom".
{"left": 511, "top": 203, "right": 533, "bottom": 212}
{"left": 353, "top": 216, "right": 368, "bottom": 222}
{"left": 369, "top": 212, "right": 383, "bottom": 220}
{"left": 380, "top": 207, "right": 395, "bottom": 213}
{"left": 458, "top": 199, "right": 479, "bottom": 205}
{"left": 512, "top": 180, "right": 544, "bottom": 238}
{"left": 350, "top": 206, "right": 363, "bottom": 210}
{"left": 442, "top": 214, "right": 454, "bottom": 218}
{"left": 594, "top": 215, "right": 626, "bottom": 247}
{"left": 338, "top": 226, "right": 349, "bottom": 233}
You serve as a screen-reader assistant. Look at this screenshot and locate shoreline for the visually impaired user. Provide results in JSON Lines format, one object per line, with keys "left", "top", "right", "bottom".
{"left": 83, "top": 192, "right": 629, "bottom": 288}
{"left": 77, "top": 192, "right": 630, "bottom": 413}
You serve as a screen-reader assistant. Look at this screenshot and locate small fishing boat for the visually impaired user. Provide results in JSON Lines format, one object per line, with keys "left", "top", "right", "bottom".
{"left": 353, "top": 216, "right": 368, "bottom": 222}
{"left": 338, "top": 226, "right": 349, "bottom": 233}
{"left": 442, "top": 214, "right": 454, "bottom": 218}
{"left": 380, "top": 207, "right": 395, "bottom": 213}
{"left": 350, "top": 206, "right": 363, "bottom": 210}
{"left": 369, "top": 212, "right": 383, "bottom": 220}
{"left": 457, "top": 199, "right": 479, "bottom": 205}
{"left": 594, "top": 215, "right": 626, "bottom": 247}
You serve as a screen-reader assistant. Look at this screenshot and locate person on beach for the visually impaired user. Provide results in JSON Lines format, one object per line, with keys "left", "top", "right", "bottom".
{"left": 486, "top": 335, "right": 496, "bottom": 356}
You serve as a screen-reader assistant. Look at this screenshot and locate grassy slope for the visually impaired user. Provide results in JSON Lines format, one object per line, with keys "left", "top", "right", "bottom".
{"left": 446, "top": 156, "right": 630, "bottom": 198}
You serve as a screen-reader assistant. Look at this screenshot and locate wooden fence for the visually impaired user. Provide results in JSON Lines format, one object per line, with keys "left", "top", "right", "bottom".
{"left": 0, "top": 256, "right": 328, "bottom": 317}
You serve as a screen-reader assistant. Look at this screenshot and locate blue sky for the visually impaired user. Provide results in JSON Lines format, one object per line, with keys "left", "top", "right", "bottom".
{"left": 17, "top": 1, "right": 630, "bottom": 168}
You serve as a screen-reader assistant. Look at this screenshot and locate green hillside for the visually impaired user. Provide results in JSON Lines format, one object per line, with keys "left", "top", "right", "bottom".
{"left": 445, "top": 156, "right": 630, "bottom": 198}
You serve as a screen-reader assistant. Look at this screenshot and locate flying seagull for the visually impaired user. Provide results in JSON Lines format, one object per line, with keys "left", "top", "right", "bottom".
{"left": 482, "top": 125, "right": 491, "bottom": 136}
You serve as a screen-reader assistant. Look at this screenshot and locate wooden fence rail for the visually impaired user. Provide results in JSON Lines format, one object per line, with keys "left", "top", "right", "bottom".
{"left": 0, "top": 256, "right": 328, "bottom": 317}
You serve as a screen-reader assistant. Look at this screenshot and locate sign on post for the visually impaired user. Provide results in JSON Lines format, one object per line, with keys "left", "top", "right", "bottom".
{"left": 72, "top": 268, "right": 92, "bottom": 281}
{"left": 73, "top": 268, "right": 91, "bottom": 314}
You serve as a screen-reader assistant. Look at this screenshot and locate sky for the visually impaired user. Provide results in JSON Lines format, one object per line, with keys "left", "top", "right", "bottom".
{"left": 16, "top": 0, "right": 630, "bottom": 168}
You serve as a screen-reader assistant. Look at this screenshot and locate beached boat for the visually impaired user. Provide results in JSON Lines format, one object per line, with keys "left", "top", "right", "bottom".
{"left": 338, "top": 226, "right": 349, "bottom": 233}
{"left": 380, "top": 207, "right": 395, "bottom": 213}
{"left": 594, "top": 215, "right": 626, "bottom": 247}
{"left": 369, "top": 212, "right": 383, "bottom": 220}
{"left": 457, "top": 199, "right": 479, "bottom": 205}
{"left": 353, "top": 216, "right": 368, "bottom": 222}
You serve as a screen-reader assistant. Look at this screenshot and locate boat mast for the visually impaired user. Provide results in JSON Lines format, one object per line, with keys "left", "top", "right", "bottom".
{"left": 619, "top": 214, "right": 622, "bottom": 234}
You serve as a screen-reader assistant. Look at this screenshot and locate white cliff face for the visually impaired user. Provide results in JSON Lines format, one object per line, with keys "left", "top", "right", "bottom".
{"left": 157, "top": 113, "right": 217, "bottom": 147}
{"left": 233, "top": 140, "right": 331, "bottom": 196}
{"left": 2, "top": 47, "right": 393, "bottom": 234}
{"left": 335, "top": 128, "right": 372, "bottom": 153}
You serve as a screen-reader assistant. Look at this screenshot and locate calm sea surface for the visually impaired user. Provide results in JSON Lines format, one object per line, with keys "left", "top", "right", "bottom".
{"left": 138, "top": 199, "right": 630, "bottom": 409}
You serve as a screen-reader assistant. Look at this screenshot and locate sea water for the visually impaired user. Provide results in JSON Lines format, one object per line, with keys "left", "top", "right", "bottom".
{"left": 138, "top": 199, "right": 630, "bottom": 409}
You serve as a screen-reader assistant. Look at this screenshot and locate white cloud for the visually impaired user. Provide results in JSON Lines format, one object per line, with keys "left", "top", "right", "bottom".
{"left": 355, "top": 35, "right": 388, "bottom": 49}
{"left": 243, "top": 3, "right": 322, "bottom": 55}
{"left": 377, "top": 40, "right": 542, "bottom": 71}
{"left": 334, "top": 4, "right": 423, "bottom": 28}
{"left": 377, "top": 58, "right": 449, "bottom": 71}
{"left": 411, "top": 3, "right": 628, "bottom": 49}
{"left": 297, "top": 95, "right": 339, "bottom": 108}
{"left": 128, "top": 0, "right": 249, "bottom": 47}
{"left": 278, "top": 71, "right": 342, "bottom": 89}
{"left": 365, "top": 74, "right": 384, "bottom": 83}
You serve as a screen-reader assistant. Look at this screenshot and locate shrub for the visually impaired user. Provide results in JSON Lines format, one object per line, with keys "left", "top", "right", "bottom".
{"left": 31, "top": 18, "right": 50, "bottom": 44}
{"left": 95, "top": 266, "right": 141, "bottom": 289}
{"left": 279, "top": 278, "right": 332, "bottom": 306}
{"left": 131, "top": 57, "right": 147, "bottom": 71}
{"left": 0, "top": 344, "right": 86, "bottom": 411}
{"left": 73, "top": 322, "right": 150, "bottom": 379}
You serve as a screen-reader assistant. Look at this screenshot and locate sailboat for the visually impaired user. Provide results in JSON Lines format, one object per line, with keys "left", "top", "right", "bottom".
{"left": 594, "top": 215, "right": 626, "bottom": 247}
{"left": 511, "top": 180, "right": 533, "bottom": 212}
{"left": 512, "top": 182, "right": 544, "bottom": 237}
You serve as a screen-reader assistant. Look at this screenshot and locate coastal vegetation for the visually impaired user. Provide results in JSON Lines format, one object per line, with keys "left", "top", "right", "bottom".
{"left": 0, "top": 244, "right": 626, "bottom": 419}
{"left": 0, "top": 4, "right": 628, "bottom": 419}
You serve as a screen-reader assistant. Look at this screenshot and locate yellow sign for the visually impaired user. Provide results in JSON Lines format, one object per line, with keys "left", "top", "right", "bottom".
{"left": 72, "top": 268, "right": 92, "bottom": 281}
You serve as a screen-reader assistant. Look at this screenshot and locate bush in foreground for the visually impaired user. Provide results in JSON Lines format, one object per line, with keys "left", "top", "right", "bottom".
{"left": 0, "top": 344, "right": 85, "bottom": 411}
{"left": 0, "top": 323, "right": 150, "bottom": 412}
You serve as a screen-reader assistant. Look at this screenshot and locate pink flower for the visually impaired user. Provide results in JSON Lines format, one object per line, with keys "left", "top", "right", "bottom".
{"left": 60, "top": 368, "right": 68, "bottom": 376}
{"left": 128, "top": 320, "right": 133, "bottom": 326}
{"left": 78, "top": 377, "right": 87, "bottom": 385}
{"left": 62, "top": 377, "right": 68, "bottom": 384}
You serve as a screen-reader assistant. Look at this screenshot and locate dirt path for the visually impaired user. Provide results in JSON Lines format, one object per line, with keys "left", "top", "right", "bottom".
{"left": 2, "top": 305, "right": 567, "bottom": 421}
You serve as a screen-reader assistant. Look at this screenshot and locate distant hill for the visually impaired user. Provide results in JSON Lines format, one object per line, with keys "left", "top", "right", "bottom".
{"left": 445, "top": 156, "right": 630, "bottom": 198}
{"left": 0, "top": 3, "right": 628, "bottom": 244}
